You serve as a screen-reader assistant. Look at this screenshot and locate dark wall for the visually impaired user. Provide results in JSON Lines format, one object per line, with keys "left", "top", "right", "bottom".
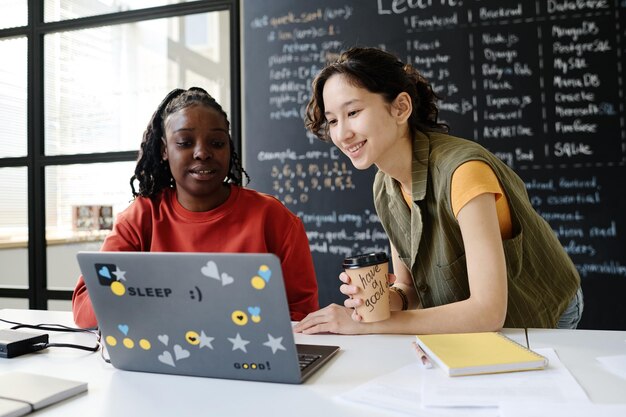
{"left": 242, "top": 0, "right": 626, "bottom": 330}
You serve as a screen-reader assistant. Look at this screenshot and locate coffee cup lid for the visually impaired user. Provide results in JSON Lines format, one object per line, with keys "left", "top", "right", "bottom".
{"left": 342, "top": 252, "right": 388, "bottom": 269}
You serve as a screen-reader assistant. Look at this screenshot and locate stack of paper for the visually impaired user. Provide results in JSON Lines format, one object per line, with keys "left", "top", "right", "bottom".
{"left": 337, "top": 348, "right": 590, "bottom": 416}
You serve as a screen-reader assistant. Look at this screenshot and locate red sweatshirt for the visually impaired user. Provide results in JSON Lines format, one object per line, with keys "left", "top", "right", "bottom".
{"left": 72, "top": 185, "right": 319, "bottom": 327}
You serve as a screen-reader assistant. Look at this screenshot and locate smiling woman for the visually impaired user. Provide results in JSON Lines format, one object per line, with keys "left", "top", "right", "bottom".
{"left": 71, "top": 87, "right": 320, "bottom": 328}
{"left": 294, "top": 47, "right": 583, "bottom": 336}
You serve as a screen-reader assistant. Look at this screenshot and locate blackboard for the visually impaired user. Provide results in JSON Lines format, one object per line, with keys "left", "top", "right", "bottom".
{"left": 242, "top": 0, "right": 626, "bottom": 330}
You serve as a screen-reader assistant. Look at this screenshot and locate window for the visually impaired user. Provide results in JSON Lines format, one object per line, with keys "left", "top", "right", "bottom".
{"left": 0, "top": 0, "right": 239, "bottom": 310}
{"left": 44, "top": 11, "right": 230, "bottom": 156}
{"left": 0, "top": 0, "right": 27, "bottom": 29}
{"left": 44, "top": 0, "right": 193, "bottom": 23}
{"left": 0, "top": 167, "right": 28, "bottom": 292}
{"left": 0, "top": 37, "right": 27, "bottom": 158}
{"left": 45, "top": 162, "right": 136, "bottom": 292}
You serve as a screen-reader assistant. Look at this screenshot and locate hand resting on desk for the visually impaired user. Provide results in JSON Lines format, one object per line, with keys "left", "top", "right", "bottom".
{"left": 293, "top": 271, "right": 396, "bottom": 335}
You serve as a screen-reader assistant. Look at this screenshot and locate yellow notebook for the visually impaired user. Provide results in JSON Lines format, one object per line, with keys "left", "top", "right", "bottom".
{"left": 414, "top": 332, "right": 548, "bottom": 377}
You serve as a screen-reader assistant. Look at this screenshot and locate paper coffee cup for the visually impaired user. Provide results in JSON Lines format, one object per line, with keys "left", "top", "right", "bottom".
{"left": 343, "top": 252, "right": 390, "bottom": 322}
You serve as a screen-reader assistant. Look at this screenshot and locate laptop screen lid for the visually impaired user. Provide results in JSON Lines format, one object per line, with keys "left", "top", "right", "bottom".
{"left": 77, "top": 251, "right": 336, "bottom": 384}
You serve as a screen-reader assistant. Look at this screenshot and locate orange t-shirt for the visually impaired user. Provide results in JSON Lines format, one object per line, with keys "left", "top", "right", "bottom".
{"left": 401, "top": 161, "right": 512, "bottom": 239}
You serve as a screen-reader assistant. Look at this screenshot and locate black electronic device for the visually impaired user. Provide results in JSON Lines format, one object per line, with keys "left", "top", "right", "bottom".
{"left": 0, "top": 329, "right": 48, "bottom": 358}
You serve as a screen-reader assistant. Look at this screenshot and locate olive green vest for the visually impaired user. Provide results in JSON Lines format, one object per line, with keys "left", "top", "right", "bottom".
{"left": 373, "top": 132, "right": 580, "bottom": 328}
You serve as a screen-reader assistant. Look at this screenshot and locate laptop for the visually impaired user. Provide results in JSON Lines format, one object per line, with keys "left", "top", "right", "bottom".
{"left": 76, "top": 251, "right": 339, "bottom": 384}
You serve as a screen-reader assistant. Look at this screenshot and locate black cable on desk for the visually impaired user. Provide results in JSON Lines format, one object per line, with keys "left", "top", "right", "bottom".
{"left": 0, "top": 317, "right": 101, "bottom": 353}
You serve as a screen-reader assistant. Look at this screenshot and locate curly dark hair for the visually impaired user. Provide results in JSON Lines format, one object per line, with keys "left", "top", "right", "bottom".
{"left": 131, "top": 87, "right": 250, "bottom": 198}
{"left": 304, "top": 46, "right": 448, "bottom": 142}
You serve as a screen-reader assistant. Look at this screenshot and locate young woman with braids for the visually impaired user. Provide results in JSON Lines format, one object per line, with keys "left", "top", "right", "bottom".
{"left": 294, "top": 47, "right": 583, "bottom": 335}
{"left": 73, "top": 87, "right": 319, "bottom": 327}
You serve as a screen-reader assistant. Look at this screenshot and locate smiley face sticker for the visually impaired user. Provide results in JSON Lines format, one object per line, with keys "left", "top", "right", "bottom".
{"left": 231, "top": 310, "right": 248, "bottom": 326}
{"left": 185, "top": 330, "right": 201, "bottom": 345}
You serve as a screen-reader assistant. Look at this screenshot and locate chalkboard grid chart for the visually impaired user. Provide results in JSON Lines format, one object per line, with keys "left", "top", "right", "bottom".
{"left": 242, "top": 0, "right": 626, "bottom": 329}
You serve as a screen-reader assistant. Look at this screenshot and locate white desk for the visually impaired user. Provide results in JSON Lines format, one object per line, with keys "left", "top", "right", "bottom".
{"left": 527, "top": 328, "right": 626, "bottom": 404}
{"left": 1, "top": 309, "right": 625, "bottom": 416}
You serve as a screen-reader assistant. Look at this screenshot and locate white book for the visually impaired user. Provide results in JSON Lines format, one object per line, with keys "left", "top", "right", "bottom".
{"left": 0, "top": 399, "right": 29, "bottom": 417}
{"left": 0, "top": 372, "right": 87, "bottom": 417}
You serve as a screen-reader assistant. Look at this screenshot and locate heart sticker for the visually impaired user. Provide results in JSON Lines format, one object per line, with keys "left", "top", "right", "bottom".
{"left": 98, "top": 266, "right": 111, "bottom": 279}
{"left": 158, "top": 351, "right": 175, "bottom": 367}
{"left": 117, "top": 324, "right": 129, "bottom": 335}
{"left": 201, "top": 261, "right": 220, "bottom": 280}
{"left": 173, "top": 344, "right": 190, "bottom": 360}
{"left": 158, "top": 334, "right": 169, "bottom": 346}
{"left": 248, "top": 306, "right": 261, "bottom": 316}
{"left": 221, "top": 272, "right": 234, "bottom": 286}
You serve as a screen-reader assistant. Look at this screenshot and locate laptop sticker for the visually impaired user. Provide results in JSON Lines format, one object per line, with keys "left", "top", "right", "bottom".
{"left": 251, "top": 265, "right": 271, "bottom": 289}
{"left": 91, "top": 257, "right": 296, "bottom": 376}
{"left": 157, "top": 343, "right": 191, "bottom": 368}
{"left": 105, "top": 324, "right": 152, "bottom": 351}
{"left": 195, "top": 331, "right": 215, "bottom": 349}
{"left": 157, "top": 333, "right": 191, "bottom": 368}
{"left": 228, "top": 333, "right": 250, "bottom": 353}
{"left": 156, "top": 328, "right": 216, "bottom": 368}
{"left": 234, "top": 361, "right": 272, "bottom": 371}
{"left": 201, "top": 260, "right": 234, "bottom": 286}
{"left": 184, "top": 330, "right": 200, "bottom": 345}
{"left": 248, "top": 306, "right": 262, "bottom": 323}
{"left": 189, "top": 286, "right": 202, "bottom": 301}
{"left": 231, "top": 310, "right": 248, "bottom": 325}
{"left": 117, "top": 324, "right": 129, "bottom": 335}
{"left": 263, "top": 334, "right": 286, "bottom": 354}
{"left": 231, "top": 307, "right": 263, "bottom": 326}
{"left": 95, "top": 263, "right": 127, "bottom": 296}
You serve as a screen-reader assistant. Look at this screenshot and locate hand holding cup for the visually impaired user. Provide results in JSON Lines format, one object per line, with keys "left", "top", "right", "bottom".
{"left": 342, "top": 252, "right": 390, "bottom": 322}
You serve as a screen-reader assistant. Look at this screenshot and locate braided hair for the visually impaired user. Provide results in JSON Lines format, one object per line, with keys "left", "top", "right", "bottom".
{"left": 305, "top": 47, "right": 449, "bottom": 142}
{"left": 131, "top": 87, "right": 250, "bottom": 198}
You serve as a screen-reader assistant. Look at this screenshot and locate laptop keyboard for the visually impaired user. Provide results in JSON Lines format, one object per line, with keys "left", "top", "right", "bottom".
{"left": 298, "top": 353, "right": 322, "bottom": 371}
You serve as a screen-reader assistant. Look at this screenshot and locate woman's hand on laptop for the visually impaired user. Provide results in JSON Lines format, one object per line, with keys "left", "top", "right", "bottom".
{"left": 293, "top": 303, "right": 366, "bottom": 334}
{"left": 293, "top": 271, "right": 369, "bottom": 334}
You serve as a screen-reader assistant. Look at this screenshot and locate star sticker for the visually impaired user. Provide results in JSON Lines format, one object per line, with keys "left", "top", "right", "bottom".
{"left": 263, "top": 333, "right": 286, "bottom": 354}
{"left": 228, "top": 333, "right": 250, "bottom": 353}
{"left": 199, "top": 331, "right": 214, "bottom": 349}
{"left": 112, "top": 267, "right": 127, "bottom": 281}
